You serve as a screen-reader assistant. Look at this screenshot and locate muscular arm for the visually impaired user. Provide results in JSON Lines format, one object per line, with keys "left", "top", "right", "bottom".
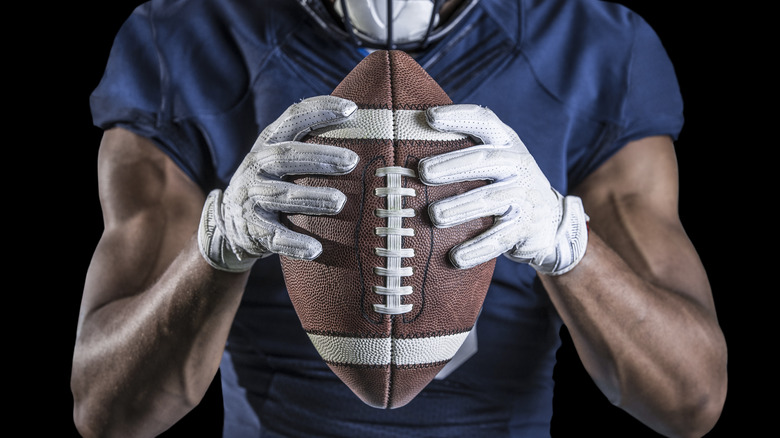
{"left": 71, "top": 128, "right": 249, "bottom": 437}
{"left": 542, "top": 136, "right": 727, "bottom": 437}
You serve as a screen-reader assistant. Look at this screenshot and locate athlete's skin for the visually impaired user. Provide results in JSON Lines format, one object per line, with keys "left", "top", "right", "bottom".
{"left": 72, "top": 127, "right": 726, "bottom": 438}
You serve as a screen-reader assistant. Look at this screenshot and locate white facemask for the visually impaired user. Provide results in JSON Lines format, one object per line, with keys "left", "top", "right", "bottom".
{"left": 334, "top": 0, "right": 440, "bottom": 45}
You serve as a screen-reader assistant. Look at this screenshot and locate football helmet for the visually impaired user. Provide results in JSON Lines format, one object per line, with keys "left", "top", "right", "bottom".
{"left": 298, "top": 0, "right": 480, "bottom": 50}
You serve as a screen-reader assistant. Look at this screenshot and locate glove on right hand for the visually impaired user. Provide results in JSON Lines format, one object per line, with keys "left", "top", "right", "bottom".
{"left": 418, "top": 104, "right": 589, "bottom": 275}
{"left": 198, "top": 96, "right": 359, "bottom": 272}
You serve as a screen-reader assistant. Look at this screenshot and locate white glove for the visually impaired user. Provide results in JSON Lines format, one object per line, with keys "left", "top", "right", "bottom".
{"left": 198, "top": 96, "right": 360, "bottom": 272}
{"left": 417, "top": 105, "right": 589, "bottom": 276}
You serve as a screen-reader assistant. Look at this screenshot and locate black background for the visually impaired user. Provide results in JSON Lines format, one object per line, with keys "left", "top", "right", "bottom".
{"left": 20, "top": 1, "right": 765, "bottom": 436}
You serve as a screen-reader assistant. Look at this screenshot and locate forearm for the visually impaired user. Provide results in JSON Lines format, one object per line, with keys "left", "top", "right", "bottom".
{"left": 72, "top": 236, "right": 248, "bottom": 438}
{"left": 540, "top": 232, "right": 727, "bottom": 438}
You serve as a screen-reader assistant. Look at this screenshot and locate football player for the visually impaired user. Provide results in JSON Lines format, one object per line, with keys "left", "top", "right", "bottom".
{"left": 72, "top": 1, "right": 726, "bottom": 436}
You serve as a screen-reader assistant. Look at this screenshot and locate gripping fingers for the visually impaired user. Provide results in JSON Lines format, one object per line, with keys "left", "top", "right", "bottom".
{"left": 246, "top": 182, "right": 346, "bottom": 259}
{"left": 446, "top": 200, "right": 554, "bottom": 269}
{"left": 243, "top": 209, "right": 324, "bottom": 260}
{"left": 430, "top": 182, "right": 523, "bottom": 268}
{"left": 255, "top": 142, "right": 360, "bottom": 179}
{"left": 418, "top": 147, "right": 530, "bottom": 185}
{"left": 236, "top": 181, "right": 346, "bottom": 261}
{"left": 429, "top": 181, "right": 521, "bottom": 228}
{"left": 426, "top": 104, "right": 520, "bottom": 146}
{"left": 247, "top": 181, "right": 347, "bottom": 216}
{"left": 448, "top": 216, "right": 522, "bottom": 269}
{"left": 259, "top": 96, "right": 357, "bottom": 144}
{"left": 431, "top": 182, "right": 558, "bottom": 269}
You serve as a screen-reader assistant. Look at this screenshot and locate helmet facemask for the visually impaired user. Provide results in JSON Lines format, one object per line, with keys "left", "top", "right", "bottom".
{"left": 333, "top": 0, "right": 441, "bottom": 50}
{"left": 297, "top": 0, "right": 479, "bottom": 51}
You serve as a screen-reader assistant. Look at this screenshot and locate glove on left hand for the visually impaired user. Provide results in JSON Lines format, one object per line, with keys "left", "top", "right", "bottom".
{"left": 198, "top": 96, "right": 359, "bottom": 272}
{"left": 417, "top": 105, "right": 588, "bottom": 275}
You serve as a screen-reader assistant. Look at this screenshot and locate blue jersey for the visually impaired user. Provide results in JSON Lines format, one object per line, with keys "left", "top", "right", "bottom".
{"left": 91, "top": 0, "right": 683, "bottom": 436}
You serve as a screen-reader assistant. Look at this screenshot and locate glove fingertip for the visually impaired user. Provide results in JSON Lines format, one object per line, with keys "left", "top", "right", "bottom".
{"left": 282, "top": 246, "right": 322, "bottom": 262}
{"left": 268, "top": 233, "right": 324, "bottom": 261}
{"left": 449, "top": 253, "right": 471, "bottom": 270}
{"left": 448, "top": 245, "right": 483, "bottom": 270}
{"left": 340, "top": 149, "right": 360, "bottom": 172}
{"left": 314, "top": 95, "right": 357, "bottom": 120}
{"left": 338, "top": 98, "right": 358, "bottom": 117}
{"left": 426, "top": 201, "right": 450, "bottom": 228}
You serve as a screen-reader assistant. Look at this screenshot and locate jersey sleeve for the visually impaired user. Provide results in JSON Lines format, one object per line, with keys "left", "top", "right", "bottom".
{"left": 567, "top": 9, "right": 684, "bottom": 189}
{"left": 90, "top": 3, "right": 216, "bottom": 190}
{"left": 616, "top": 12, "right": 684, "bottom": 147}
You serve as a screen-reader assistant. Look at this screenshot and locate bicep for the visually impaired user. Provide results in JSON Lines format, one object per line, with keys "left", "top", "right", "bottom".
{"left": 82, "top": 128, "right": 206, "bottom": 314}
{"left": 572, "top": 135, "right": 714, "bottom": 309}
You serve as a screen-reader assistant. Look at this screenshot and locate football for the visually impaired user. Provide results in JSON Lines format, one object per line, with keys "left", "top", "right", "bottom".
{"left": 280, "top": 50, "right": 496, "bottom": 409}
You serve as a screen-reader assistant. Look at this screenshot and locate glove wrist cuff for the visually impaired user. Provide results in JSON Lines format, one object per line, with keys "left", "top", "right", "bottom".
{"left": 198, "top": 190, "right": 257, "bottom": 273}
{"left": 529, "top": 195, "right": 589, "bottom": 276}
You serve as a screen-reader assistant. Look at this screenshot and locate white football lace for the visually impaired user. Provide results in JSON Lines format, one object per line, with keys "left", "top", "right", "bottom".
{"left": 373, "top": 166, "right": 416, "bottom": 315}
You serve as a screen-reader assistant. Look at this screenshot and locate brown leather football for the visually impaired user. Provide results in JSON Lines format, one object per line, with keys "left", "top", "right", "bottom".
{"left": 280, "top": 50, "right": 496, "bottom": 409}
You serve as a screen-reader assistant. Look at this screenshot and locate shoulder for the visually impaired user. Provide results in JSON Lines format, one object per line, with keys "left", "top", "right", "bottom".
{"left": 520, "top": 0, "right": 649, "bottom": 45}
{"left": 125, "top": 0, "right": 306, "bottom": 69}
{"left": 517, "top": 0, "right": 670, "bottom": 120}
{"left": 99, "top": 0, "right": 310, "bottom": 115}
{"left": 130, "top": 0, "right": 303, "bottom": 31}
{"left": 479, "top": 0, "right": 649, "bottom": 45}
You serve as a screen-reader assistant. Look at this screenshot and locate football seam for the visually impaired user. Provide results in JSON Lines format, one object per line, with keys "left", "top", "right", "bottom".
{"left": 305, "top": 326, "right": 474, "bottom": 339}
{"left": 387, "top": 50, "right": 398, "bottom": 410}
{"left": 323, "top": 359, "right": 450, "bottom": 370}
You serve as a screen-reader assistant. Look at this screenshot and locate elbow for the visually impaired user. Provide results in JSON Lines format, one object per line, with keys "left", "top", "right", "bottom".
{"left": 72, "top": 383, "right": 105, "bottom": 438}
{"left": 71, "top": 362, "right": 133, "bottom": 438}
{"left": 607, "top": 346, "right": 728, "bottom": 438}
{"left": 661, "top": 385, "right": 727, "bottom": 438}
{"left": 71, "top": 349, "right": 110, "bottom": 437}
{"left": 71, "top": 365, "right": 203, "bottom": 438}
{"left": 636, "top": 325, "right": 728, "bottom": 437}
{"left": 674, "top": 335, "right": 728, "bottom": 438}
{"left": 71, "top": 367, "right": 116, "bottom": 438}
{"left": 611, "top": 381, "right": 727, "bottom": 438}
{"left": 73, "top": 403, "right": 99, "bottom": 438}
{"left": 72, "top": 386, "right": 165, "bottom": 438}
{"left": 638, "top": 366, "right": 728, "bottom": 438}
{"left": 695, "top": 392, "right": 728, "bottom": 438}
{"left": 681, "top": 377, "right": 728, "bottom": 437}
{"left": 72, "top": 401, "right": 137, "bottom": 438}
